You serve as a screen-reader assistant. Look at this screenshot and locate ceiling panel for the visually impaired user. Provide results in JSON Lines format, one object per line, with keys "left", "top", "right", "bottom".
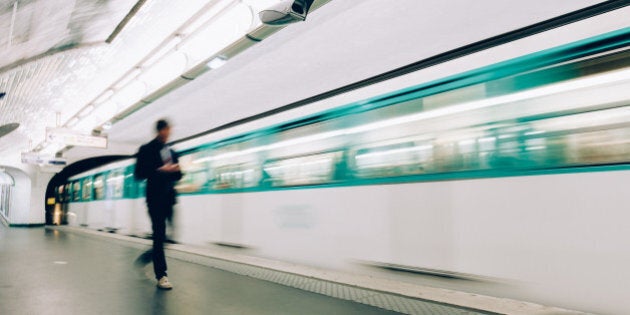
{"left": 0, "top": 0, "right": 137, "bottom": 69}
{"left": 0, "top": 0, "right": 219, "bottom": 158}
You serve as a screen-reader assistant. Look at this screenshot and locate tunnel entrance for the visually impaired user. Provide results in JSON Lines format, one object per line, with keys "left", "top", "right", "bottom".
{"left": 45, "top": 155, "right": 132, "bottom": 225}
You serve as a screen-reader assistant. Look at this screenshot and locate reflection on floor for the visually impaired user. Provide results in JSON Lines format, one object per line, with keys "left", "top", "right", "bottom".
{"left": 0, "top": 225, "right": 400, "bottom": 315}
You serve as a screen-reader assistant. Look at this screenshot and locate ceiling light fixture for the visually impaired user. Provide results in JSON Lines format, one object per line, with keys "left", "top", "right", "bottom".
{"left": 207, "top": 56, "right": 227, "bottom": 69}
{"left": 178, "top": 3, "right": 254, "bottom": 65}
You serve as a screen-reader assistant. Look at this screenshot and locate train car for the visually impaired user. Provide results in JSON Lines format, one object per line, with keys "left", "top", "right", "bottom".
{"left": 65, "top": 162, "right": 150, "bottom": 237}
{"left": 60, "top": 25, "right": 630, "bottom": 313}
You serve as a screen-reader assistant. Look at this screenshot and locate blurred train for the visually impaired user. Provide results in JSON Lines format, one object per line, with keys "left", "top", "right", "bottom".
{"left": 56, "top": 26, "right": 630, "bottom": 314}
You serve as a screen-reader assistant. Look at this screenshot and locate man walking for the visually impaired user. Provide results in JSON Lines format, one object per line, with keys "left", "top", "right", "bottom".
{"left": 134, "top": 119, "right": 183, "bottom": 289}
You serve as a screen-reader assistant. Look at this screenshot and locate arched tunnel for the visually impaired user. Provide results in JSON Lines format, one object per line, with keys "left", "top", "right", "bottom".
{"left": 44, "top": 155, "right": 131, "bottom": 225}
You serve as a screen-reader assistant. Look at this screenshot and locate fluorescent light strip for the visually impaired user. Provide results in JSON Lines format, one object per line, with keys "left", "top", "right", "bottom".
{"left": 526, "top": 146, "right": 547, "bottom": 151}
{"left": 524, "top": 130, "right": 545, "bottom": 136}
{"left": 106, "top": 176, "right": 124, "bottom": 183}
{"left": 264, "top": 158, "right": 331, "bottom": 172}
{"left": 218, "top": 168, "right": 255, "bottom": 177}
{"left": 208, "top": 56, "right": 228, "bottom": 69}
{"left": 356, "top": 145, "right": 433, "bottom": 160}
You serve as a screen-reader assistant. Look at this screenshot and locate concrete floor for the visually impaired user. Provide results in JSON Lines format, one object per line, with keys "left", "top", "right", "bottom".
{"left": 0, "top": 225, "right": 400, "bottom": 315}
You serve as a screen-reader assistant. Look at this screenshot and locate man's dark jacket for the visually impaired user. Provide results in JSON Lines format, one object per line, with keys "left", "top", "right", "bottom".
{"left": 134, "top": 138, "right": 183, "bottom": 208}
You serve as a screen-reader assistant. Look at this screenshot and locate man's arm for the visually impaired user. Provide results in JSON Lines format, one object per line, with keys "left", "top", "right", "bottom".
{"left": 170, "top": 151, "right": 183, "bottom": 182}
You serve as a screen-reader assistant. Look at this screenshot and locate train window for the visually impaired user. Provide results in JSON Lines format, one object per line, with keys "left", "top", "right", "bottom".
{"left": 64, "top": 183, "right": 71, "bottom": 202}
{"left": 263, "top": 152, "right": 340, "bottom": 187}
{"left": 212, "top": 163, "right": 261, "bottom": 190}
{"left": 82, "top": 178, "right": 93, "bottom": 201}
{"left": 138, "top": 180, "right": 146, "bottom": 197}
{"left": 93, "top": 174, "right": 105, "bottom": 200}
{"left": 72, "top": 181, "right": 81, "bottom": 201}
{"left": 352, "top": 141, "right": 431, "bottom": 178}
{"left": 123, "top": 166, "right": 138, "bottom": 198}
{"left": 107, "top": 170, "right": 124, "bottom": 199}
{"left": 264, "top": 118, "right": 347, "bottom": 165}
{"left": 202, "top": 139, "right": 263, "bottom": 190}
{"left": 177, "top": 151, "right": 210, "bottom": 193}
{"left": 528, "top": 106, "right": 630, "bottom": 167}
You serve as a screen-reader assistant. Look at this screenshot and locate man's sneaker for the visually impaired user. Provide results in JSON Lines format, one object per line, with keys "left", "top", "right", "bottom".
{"left": 157, "top": 276, "right": 173, "bottom": 290}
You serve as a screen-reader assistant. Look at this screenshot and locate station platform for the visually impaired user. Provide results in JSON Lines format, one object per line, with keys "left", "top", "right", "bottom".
{"left": 0, "top": 224, "right": 583, "bottom": 315}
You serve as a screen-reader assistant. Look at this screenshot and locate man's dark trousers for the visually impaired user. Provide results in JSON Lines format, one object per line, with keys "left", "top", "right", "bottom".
{"left": 138, "top": 202, "right": 173, "bottom": 279}
{"left": 150, "top": 202, "right": 172, "bottom": 279}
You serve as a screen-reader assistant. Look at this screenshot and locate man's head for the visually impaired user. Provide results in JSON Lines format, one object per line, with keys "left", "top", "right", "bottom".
{"left": 156, "top": 119, "right": 171, "bottom": 143}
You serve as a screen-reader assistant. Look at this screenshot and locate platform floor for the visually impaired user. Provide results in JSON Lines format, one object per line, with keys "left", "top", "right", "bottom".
{"left": 0, "top": 225, "right": 401, "bottom": 315}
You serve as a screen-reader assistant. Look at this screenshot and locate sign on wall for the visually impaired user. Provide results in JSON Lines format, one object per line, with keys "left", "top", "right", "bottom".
{"left": 21, "top": 152, "right": 67, "bottom": 166}
{"left": 46, "top": 128, "right": 108, "bottom": 149}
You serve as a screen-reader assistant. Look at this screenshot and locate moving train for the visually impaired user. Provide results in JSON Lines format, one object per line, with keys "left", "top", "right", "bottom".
{"left": 56, "top": 26, "right": 630, "bottom": 314}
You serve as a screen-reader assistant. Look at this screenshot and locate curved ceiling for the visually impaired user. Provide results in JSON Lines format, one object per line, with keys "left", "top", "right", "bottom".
{"left": 0, "top": 0, "right": 137, "bottom": 70}
{"left": 0, "top": 0, "right": 237, "bottom": 156}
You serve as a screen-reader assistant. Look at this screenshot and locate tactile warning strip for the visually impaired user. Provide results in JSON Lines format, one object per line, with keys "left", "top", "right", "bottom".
{"left": 165, "top": 249, "right": 487, "bottom": 315}
{"left": 54, "top": 227, "right": 490, "bottom": 314}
